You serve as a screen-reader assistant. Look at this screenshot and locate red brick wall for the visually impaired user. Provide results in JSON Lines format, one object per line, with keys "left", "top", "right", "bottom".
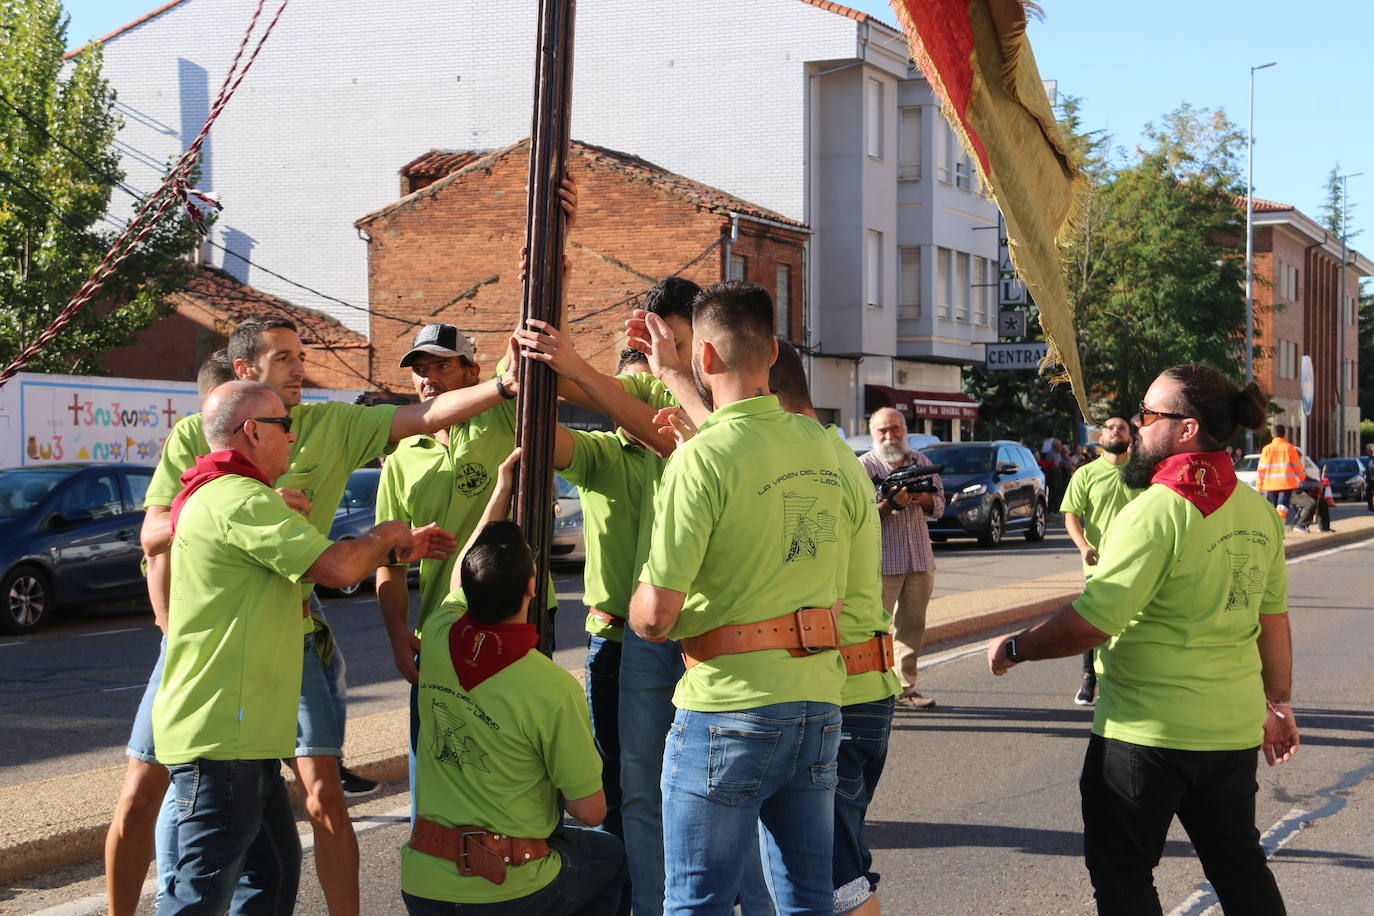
{"left": 362, "top": 147, "right": 807, "bottom": 393}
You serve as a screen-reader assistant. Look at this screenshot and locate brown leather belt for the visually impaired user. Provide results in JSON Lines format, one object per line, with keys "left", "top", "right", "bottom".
{"left": 679, "top": 607, "right": 838, "bottom": 669}
{"left": 588, "top": 608, "right": 625, "bottom": 628}
{"left": 408, "top": 817, "right": 550, "bottom": 885}
{"left": 839, "top": 633, "right": 895, "bottom": 676}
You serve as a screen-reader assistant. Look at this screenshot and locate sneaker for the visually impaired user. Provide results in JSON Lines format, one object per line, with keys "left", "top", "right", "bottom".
{"left": 1074, "top": 675, "right": 1096, "bottom": 707}
{"left": 896, "top": 692, "right": 936, "bottom": 710}
{"left": 339, "top": 764, "right": 379, "bottom": 798}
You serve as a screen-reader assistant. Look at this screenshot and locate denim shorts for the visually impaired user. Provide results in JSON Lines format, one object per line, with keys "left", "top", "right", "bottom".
{"left": 125, "top": 637, "right": 167, "bottom": 763}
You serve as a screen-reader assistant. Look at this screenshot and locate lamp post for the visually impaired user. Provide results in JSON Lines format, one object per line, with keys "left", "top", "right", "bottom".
{"left": 1336, "top": 170, "right": 1363, "bottom": 456}
{"left": 1244, "top": 61, "right": 1276, "bottom": 453}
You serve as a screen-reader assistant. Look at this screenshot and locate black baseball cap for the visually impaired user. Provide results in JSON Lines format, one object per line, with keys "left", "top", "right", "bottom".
{"left": 399, "top": 323, "right": 476, "bottom": 368}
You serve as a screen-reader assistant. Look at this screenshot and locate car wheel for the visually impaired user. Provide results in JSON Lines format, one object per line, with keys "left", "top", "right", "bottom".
{"left": 1024, "top": 499, "right": 1047, "bottom": 542}
{"left": 977, "top": 503, "right": 1005, "bottom": 547}
{"left": 2, "top": 565, "right": 52, "bottom": 635}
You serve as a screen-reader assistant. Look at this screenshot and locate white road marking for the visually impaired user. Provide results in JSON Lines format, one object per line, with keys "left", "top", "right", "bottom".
{"left": 76, "top": 627, "right": 142, "bottom": 638}
{"left": 99, "top": 684, "right": 144, "bottom": 693}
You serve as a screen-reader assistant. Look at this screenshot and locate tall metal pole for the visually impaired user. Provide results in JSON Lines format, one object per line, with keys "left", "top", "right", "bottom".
{"left": 1336, "top": 170, "right": 1363, "bottom": 456}
{"left": 515, "top": 0, "right": 576, "bottom": 651}
{"left": 1244, "top": 61, "right": 1275, "bottom": 453}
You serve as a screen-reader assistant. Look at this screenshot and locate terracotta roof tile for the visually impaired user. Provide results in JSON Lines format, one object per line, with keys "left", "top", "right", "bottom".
{"left": 63, "top": 0, "right": 192, "bottom": 59}
{"left": 173, "top": 266, "right": 368, "bottom": 349}
{"left": 1233, "top": 195, "right": 1294, "bottom": 213}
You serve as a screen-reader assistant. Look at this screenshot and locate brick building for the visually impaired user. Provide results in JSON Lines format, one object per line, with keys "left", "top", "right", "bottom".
{"left": 100, "top": 265, "right": 373, "bottom": 391}
{"left": 355, "top": 140, "right": 808, "bottom": 395}
{"left": 1249, "top": 198, "right": 1372, "bottom": 457}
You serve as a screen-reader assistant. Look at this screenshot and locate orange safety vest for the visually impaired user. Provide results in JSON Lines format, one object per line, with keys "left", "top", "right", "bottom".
{"left": 1256, "top": 437, "right": 1303, "bottom": 491}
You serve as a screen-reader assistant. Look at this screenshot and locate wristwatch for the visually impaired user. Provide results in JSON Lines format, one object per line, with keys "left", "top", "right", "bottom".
{"left": 1004, "top": 636, "right": 1023, "bottom": 664}
{"left": 495, "top": 376, "right": 515, "bottom": 400}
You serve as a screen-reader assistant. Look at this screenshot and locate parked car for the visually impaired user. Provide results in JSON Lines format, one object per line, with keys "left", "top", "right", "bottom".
{"left": 1316, "top": 457, "right": 1367, "bottom": 501}
{"left": 920, "top": 441, "right": 1047, "bottom": 546}
{"left": 551, "top": 474, "right": 585, "bottom": 565}
{"left": 1234, "top": 452, "right": 1321, "bottom": 490}
{"left": 321, "top": 468, "right": 383, "bottom": 597}
{"left": 845, "top": 432, "right": 941, "bottom": 458}
{"left": 0, "top": 463, "right": 154, "bottom": 635}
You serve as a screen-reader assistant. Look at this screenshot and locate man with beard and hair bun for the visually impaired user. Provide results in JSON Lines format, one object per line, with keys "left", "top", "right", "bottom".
{"left": 859, "top": 408, "right": 944, "bottom": 709}
{"left": 986, "top": 365, "right": 1299, "bottom": 915}
{"left": 1060, "top": 417, "right": 1144, "bottom": 706}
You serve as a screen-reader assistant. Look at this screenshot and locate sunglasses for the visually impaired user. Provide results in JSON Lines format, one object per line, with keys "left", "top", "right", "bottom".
{"left": 1134, "top": 401, "right": 1187, "bottom": 428}
{"left": 233, "top": 415, "right": 293, "bottom": 435}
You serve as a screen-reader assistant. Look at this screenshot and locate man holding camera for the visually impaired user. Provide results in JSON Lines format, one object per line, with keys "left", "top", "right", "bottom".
{"left": 859, "top": 407, "right": 945, "bottom": 709}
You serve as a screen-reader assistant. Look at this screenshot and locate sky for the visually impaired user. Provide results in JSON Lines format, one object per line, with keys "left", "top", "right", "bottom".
{"left": 60, "top": 0, "right": 1373, "bottom": 249}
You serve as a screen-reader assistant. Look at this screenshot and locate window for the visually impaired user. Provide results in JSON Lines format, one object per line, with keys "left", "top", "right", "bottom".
{"left": 61, "top": 472, "right": 123, "bottom": 520}
{"left": 1346, "top": 359, "right": 1356, "bottom": 392}
{"left": 1345, "top": 295, "right": 1356, "bottom": 324}
{"left": 935, "top": 118, "right": 951, "bottom": 183}
{"left": 729, "top": 253, "right": 746, "bottom": 281}
{"left": 936, "top": 247, "right": 950, "bottom": 318}
{"left": 1277, "top": 262, "right": 1300, "bottom": 301}
{"left": 956, "top": 252, "right": 971, "bottom": 321}
{"left": 899, "top": 247, "right": 922, "bottom": 318}
{"left": 865, "top": 78, "right": 883, "bottom": 159}
{"left": 124, "top": 469, "right": 152, "bottom": 511}
{"left": 775, "top": 264, "right": 791, "bottom": 338}
{"left": 899, "top": 107, "right": 922, "bottom": 180}
{"left": 973, "top": 255, "right": 989, "bottom": 325}
{"left": 955, "top": 157, "right": 972, "bottom": 190}
{"left": 1276, "top": 340, "right": 1297, "bottom": 379}
{"left": 865, "top": 230, "right": 883, "bottom": 308}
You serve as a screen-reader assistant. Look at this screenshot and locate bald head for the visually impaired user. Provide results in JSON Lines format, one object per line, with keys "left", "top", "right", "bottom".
{"left": 202, "top": 380, "right": 283, "bottom": 449}
{"left": 869, "top": 407, "right": 906, "bottom": 437}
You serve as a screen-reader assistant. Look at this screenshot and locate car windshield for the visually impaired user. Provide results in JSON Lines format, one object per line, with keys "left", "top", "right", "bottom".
{"left": 339, "top": 472, "right": 379, "bottom": 510}
{"left": 555, "top": 475, "right": 577, "bottom": 499}
{"left": 1323, "top": 459, "right": 1358, "bottom": 475}
{"left": 922, "top": 447, "right": 994, "bottom": 475}
{"left": 1236, "top": 455, "right": 1259, "bottom": 472}
{"left": 0, "top": 468, "right": 70, "bottom": 518}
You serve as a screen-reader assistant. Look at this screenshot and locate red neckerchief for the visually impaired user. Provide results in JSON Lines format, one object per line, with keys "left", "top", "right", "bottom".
{"left": 1151, "top": 451, "right": 1236, "bottom": 518}
{"left": 449, "top": 614, "right": 540, "bottom": 691}
{"left": 170, "top": 449, "right": 274, "bottom": 534}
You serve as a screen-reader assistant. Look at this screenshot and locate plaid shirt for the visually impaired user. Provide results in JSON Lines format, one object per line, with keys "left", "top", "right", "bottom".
{"left": 859, "top": 448, "right": 944, "bottom": 576}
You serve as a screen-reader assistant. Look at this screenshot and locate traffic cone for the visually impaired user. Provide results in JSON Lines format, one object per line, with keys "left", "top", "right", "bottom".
{"left": 1322, "top": 477, "right": 1334, "bottom": 506}
{"left": 1276, "top": 503, "right": 1288, "bottom": 522}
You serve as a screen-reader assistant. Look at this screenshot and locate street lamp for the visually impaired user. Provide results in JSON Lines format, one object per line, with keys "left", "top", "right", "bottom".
{"left": 1244, "top": 61, "right": 1276, "bottom": 453}
{"left": 1336, "top": 170, "right": 1363, "bottom": 455}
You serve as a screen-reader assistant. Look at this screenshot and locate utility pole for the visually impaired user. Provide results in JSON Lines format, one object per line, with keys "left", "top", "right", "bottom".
{"left": 1336, "top": 170, "right": 1363, "bottom": 456}
{"left": 515, "top": 0, "right": 576, "bottom": 651}
{"left": 1244, "top": 61, "right": 1275, "bottom": 453}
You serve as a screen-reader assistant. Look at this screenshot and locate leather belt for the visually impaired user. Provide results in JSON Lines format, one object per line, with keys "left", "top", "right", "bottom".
{"left": 679, "top": 607, "right": 838, "bottom": 669}
{"left": 588, "top": 608, "right": 625, "bottom": 628}
{"left": 839, "top": 633, "right": 895, "bottom": 676}
{"left": 408, "top": 817, "right": 550, "bottom": 885}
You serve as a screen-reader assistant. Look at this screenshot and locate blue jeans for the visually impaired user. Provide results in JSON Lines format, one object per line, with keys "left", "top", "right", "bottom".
{"left": 585, "top": 635, "right": 623, "bottom": 840}
{"left": 127, "top": 637, "right": 167, "bottom": 763}
{"left": 401, "top": 826, "right": 627, "bottom": 915}
{"left": 661, "top": 701, "right": 841, "bottom": 916}
{"left": 832, "top": 698, "right": 894, "bottom": 913}
{"left": 159, "top": 758, "right": 301, "bottom": 915}
{"left": 309, "top": 597, "right": 349, "bottom": 751}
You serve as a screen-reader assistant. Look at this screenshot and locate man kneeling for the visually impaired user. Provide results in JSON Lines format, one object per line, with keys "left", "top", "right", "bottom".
{"left": 403, "top": 507, "right": 626, "bottom": 915}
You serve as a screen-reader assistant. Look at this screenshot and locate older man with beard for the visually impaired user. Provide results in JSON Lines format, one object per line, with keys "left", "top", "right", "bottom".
{"left": 859, "top": 408, "right": 945, "bottom": 709}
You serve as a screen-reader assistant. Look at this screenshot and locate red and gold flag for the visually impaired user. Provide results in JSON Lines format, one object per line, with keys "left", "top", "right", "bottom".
{"left": 888, "top": 0, "right": 1088, "bottom": 418}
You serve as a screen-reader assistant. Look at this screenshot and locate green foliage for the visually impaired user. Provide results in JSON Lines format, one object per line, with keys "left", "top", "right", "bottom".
{"left": 1359, "top": 291, "right": 1374, "bottom": 421}
{"left": 0, "top": 0, "right": 201, "bottom": 374}
{"left": 1319, "top": 162, "right": 1360, "bottom": 240}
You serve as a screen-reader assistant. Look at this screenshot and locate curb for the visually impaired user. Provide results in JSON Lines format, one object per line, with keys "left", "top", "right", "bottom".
{"left": 4, "top": 523, "right": 1371, "bottom": 885}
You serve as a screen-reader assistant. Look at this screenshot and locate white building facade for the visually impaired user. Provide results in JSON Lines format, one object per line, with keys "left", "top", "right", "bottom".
{"left": 85, "top": 0, "right": 999, "bottom": 434}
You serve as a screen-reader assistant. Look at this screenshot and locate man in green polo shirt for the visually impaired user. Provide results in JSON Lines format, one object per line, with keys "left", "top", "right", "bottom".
{"left": 155, "top": 380, "right": 452, "bottom": 914}
{"left": 110, "top": 316, "right": 521, "bottom": 916}
{"left": 630, "top": 281, "right": 847, "bottom": 914}
{"left": 1059, "top": 416, "right": 1143, "bottom": 706}
{"left": 986, "top": 365, "right": 1299, "bottom": 914}
{"left": 768, "top": 340, "right": 899, "bottom": 916}
{"left": 403, "top": 466, "right": 625, "bottom": 913}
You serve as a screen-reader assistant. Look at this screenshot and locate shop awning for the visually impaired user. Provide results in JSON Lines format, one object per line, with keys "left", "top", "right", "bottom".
{"left": 864, "top": 384, "right": 979, "bottom": 421}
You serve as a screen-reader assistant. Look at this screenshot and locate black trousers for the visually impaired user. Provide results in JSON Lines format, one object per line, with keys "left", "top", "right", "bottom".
{"left": 1079, "top": 734, "right": 1285, "bottom": 916}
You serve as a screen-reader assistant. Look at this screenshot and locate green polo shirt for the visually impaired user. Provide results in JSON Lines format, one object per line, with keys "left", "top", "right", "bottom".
{"left": 375, "top": 399, "right": 522, "bottom": 632}
{"left": 145, "top": 401, "right": 397, "bottom": 610}
{"left": 641, "top": 396, "right": 848, "bottom": 712}
{"left": 558, "top": 428, "right": 649, "bottom": 640}
{"left": 403, "top": 609, "right": 602, "bottom": 904}
{"left": 1059, "top": 457, "right": 1144, "bottom": 574}
{"left": 153, "top": 475, "right": 333, "bottom": 762}
{"left": 829, "top": 425, "right": 902, "bottom": 706}
{"left": 616, "top": 373, "right": 679, "bottom": 579}
{"left": 1072, "top": 482, "right": 1288, "bottom": 751}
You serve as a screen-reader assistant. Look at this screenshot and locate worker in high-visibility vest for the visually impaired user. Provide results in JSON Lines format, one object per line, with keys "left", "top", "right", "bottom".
{"left": 1256, "top": 424, "right": 1304, "bottom": 518}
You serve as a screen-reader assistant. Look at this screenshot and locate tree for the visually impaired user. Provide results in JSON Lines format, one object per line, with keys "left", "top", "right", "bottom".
{"left": 1319, "top": 162, "right": 1360, "bottom": 241}
{"left": 1359, "top": 290, "right": 1374, "bottom": 422}
{"left": 0, "top": 0, "right": 200, "bottom": 375}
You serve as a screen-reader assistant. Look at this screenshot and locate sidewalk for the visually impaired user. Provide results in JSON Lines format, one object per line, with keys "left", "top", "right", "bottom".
{"left": 4, "top": 511, "right": 1371, "bottom": 884}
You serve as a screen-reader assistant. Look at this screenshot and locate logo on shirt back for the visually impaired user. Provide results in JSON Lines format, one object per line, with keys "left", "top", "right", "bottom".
{"left": 782, "top": 491, "right": 838, "bottom": 563}
{"left": 1224, "top": 552, "right": 1265, "bottom": 611}
{"left": 454, "top": 462, "right": 490, "bottom": 497}
{"left": 430, "top": 700, "right": 491, "bottom": 772}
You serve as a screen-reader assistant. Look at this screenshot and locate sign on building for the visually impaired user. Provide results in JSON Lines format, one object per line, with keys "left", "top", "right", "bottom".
{"left": 997, "top": 233, "right": 1027, "bottom": 306}
{"left": 997, "top": 309, "right": 1027, "bottom": 339}
{"left": 984, "top": 342, "right": 1049, "bottom": 371}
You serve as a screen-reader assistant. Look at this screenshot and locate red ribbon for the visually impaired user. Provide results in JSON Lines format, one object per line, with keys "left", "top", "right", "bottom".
{"left": 1151, "top": 451, "right": 1237, "bottom": 518}
{"left": 448, "top": 615, "right": 541, "bottom": 691}
{"left": 170, "top": 449, "right": 274, "bottom": 534}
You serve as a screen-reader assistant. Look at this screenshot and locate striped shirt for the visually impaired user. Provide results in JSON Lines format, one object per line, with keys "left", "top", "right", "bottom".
{"left": 859, "top": 449, "right": 945, "bottom": 576}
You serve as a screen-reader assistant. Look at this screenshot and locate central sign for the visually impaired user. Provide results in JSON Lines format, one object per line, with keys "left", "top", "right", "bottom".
{"left": 984, "top": 341, "right": 1049, "bottom": 371}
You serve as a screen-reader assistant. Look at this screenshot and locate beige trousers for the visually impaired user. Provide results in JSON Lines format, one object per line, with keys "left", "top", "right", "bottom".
{"left": 882, "top": 570, "right": 936, "bottom": 692}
